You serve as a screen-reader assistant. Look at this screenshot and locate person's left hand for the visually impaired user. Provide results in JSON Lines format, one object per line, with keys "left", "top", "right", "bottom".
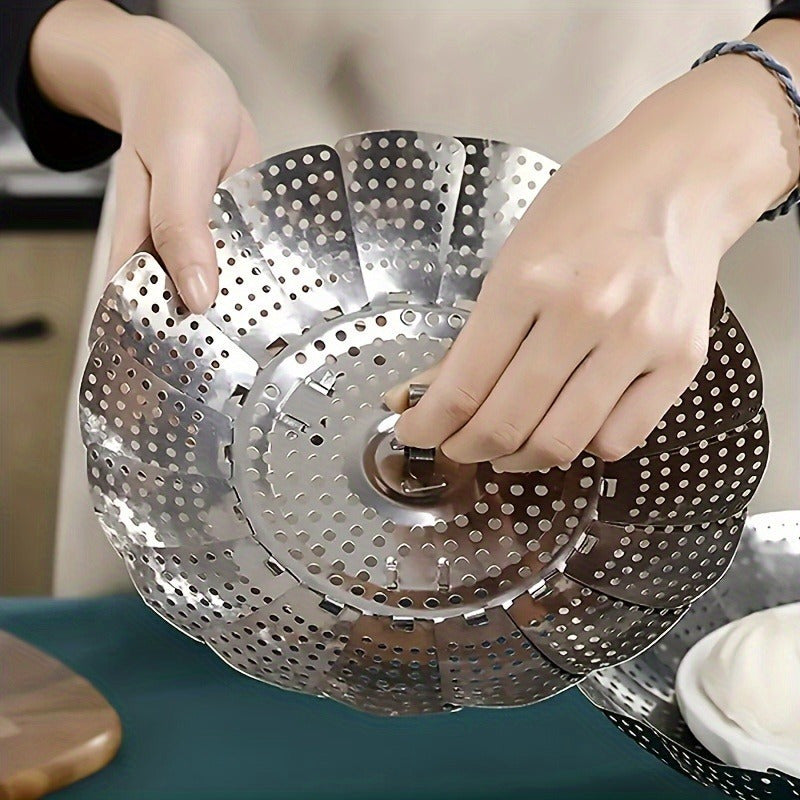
{"left": 29, "top": 1, "right": 260, "bottom": 313}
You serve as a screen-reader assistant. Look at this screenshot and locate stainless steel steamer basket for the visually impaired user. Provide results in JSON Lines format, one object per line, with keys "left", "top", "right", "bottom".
{"left": 80, "top": 131, "right": 768, "bottom": 715}
{"left": 580, "top": 512, "right": 800, "bottom": 799}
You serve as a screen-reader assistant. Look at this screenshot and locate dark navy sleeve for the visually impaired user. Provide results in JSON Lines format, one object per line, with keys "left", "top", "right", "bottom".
{"left": 0, "top": 1, "right": 137, "bottom": 171}
{"left": 757, "top": 0, "right": 800, "bottom": 29}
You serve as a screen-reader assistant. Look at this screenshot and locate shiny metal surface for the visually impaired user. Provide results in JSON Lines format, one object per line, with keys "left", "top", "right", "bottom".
{"left": 80, "top": 131, "right": 768, "bottom": 715}
{"left": 580, "top": 512, "right": 800, "bottom": 798}
{"left": 336, "top": 131, "right": 465, "bottom": 304}
{"left": 437, "top": 138, "right": 558, "bottom": 307}
{"left": 221, "top": 145, "right": 367, "bottom": 317}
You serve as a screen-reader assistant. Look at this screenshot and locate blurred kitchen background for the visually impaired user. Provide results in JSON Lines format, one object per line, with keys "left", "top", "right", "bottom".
{"left": 0, "top": 110, "right": 106, "bottom": 595}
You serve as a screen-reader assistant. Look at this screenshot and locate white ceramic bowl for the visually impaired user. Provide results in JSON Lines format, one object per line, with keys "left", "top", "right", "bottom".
{"left": 676, "top": 602, "right": 800, "bottom": 778}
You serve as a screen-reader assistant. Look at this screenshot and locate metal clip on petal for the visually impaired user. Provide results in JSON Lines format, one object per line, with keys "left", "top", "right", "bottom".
{"left": 396, "top": 384, "right": 448, "bottom": 498}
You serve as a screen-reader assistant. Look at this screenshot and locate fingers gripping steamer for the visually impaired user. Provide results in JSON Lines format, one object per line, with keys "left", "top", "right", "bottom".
{"left": 80, "top": 131, "right": 767, "bottom": 716}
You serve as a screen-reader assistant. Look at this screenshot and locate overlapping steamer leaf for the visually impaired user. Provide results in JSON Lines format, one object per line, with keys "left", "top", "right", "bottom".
{"left": 80, "top": 336, "right": 231, "bottom": 479}
{"left": 92, "top": 253, "right": 258, "bottom": 414}
{"left": 507, "top": 573, "right": 685, "bottom": 675}
{"left": 208, "top": 189, "right": 312, "bottom": 365}
{"left": 437, "top": 138, "right": 558, "bottom": 306}
{"left": 122, "top": 537, "right": 297, "bottom": 636}
{"left": 336, "top": 131, "right": 465, "bottom": 304}
{"left": 562, "top": 510, "right": 746, "bottom": 609}
{"left": 637, "top": 304, "right": 762, "bottom": 455}
{"left": 599, "top": 412, "right": 768, "bottom": 526}
{"left": 324, "top": 615, "right": 446, "bottom": 716}
{"left": 203, "top": 584, "right": 359, "bottom": 694}
{"left": 86, "top": 445, "right": 251, "bottom": 549}
{"left": 432, "top": 606, "right": 580, "bottom": 707}
{"left": 222, "top": 145, "right": 368, "bottom": 316}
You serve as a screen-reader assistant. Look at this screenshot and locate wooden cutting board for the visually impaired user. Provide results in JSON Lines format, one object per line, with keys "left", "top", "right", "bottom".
{"left": 0, "top": 631, "right": 121, "bottom": 799}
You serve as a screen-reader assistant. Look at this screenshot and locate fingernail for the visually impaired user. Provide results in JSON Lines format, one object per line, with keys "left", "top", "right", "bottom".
{"left": 179, "top": 266, "right": 214, "bottom": 314}
{"left": 393, "top": 413, "right": 416, "bottom": 445}
{"left": 382, "top": 385, "right": 405, "bottom": 411}
{"left": 393, "top": 414, "right": 408, "bottom": 441}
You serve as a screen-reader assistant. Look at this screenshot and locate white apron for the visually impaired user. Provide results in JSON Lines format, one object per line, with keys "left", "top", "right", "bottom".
{"left": 53, "top": 0, "right": 799, "bottom": 595}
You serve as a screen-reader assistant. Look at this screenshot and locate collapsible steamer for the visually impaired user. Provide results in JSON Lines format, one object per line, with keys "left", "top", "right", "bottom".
{"left": 81, "top": 132, "right": 767, "bottom": 720}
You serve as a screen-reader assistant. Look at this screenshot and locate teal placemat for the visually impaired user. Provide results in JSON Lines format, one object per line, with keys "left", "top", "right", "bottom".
{"left": 0, "top": 595, "right": 719, "bottom": 800}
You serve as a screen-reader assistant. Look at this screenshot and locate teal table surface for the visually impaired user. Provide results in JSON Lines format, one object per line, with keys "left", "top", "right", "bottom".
{"left": 0, "top": 595, "right": 720, "bottom": 800}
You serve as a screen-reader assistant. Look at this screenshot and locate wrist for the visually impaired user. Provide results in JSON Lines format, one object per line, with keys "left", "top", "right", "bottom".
{"left": 605, "top": 36, "right": 800, "bottom": 258}
{"left": 30, "top": 1, "right": 210, "bottom": 134}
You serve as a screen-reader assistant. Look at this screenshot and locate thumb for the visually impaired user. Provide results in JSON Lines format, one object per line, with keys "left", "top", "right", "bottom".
{"left": 148, "top": 145, "right": 221, "bottom": 314}
{"left": 382, "top": 361, "right": 444, "bottom": 414}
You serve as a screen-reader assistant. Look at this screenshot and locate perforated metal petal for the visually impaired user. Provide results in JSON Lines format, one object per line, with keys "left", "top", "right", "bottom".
{"left": 336, "top": 131, "right": 465, "bottom": 303}
{"left": 637, "top": 307, "right": 762, "bottom": 455}
{"left": 80, "top": 131, "right": 768, "bottom": 717}
{"left": 80, "top": 337, "right": 231, "bottom": 480}
{"left": 325, "top": 615, "right": 445, "bottom": 715}
{"left": 86, "top": 445, "right": 250, "bottom": 549}
{"left": 204, "top": 584, "right": 358, "bottom": 694}
{"left": 208, "top": 189, "right": 310, "bottom": 363}
{"left": 507, "top": 574, "right": 685, "bottom": 674}
{"left": 600, "top": 412, "right": 768, "bottom": 526}
{"left": 222, "top": 145, "right": 368, "bottom": 315}
{"left": 91, "top": 253, "right": 258, "bottom": 414}
{"left": 433, "top": 606, "right": 579, "bottom": 707}
{"left": 563, "top": 511, "right": 746, "bottom": 609}
{"left": 122, "top": 537, "right": 294, "bottom": 636}
{"left": 437, "top": 138, "right": 558, "bottom": 306}
{"left": 581, "top": 512, "right": 800, "bottom": 799}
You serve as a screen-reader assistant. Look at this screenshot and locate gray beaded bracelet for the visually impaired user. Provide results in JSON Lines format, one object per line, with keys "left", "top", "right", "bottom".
{"left": 692, "top": 40, "right": 800, "bottom": 221}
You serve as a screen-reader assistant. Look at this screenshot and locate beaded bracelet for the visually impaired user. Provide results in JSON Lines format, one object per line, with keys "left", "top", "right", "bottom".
{"left": 692, "top": 40, "right": 800, "bottom": 221}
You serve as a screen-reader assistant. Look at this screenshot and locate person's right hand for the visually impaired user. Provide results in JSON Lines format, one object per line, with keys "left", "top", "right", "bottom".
{"left": 31, "top": 0, "right": 260, "bottom": 313}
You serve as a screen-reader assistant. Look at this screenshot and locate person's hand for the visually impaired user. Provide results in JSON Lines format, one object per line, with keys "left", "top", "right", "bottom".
{"left": 385, "top": 25, "right": 800, "bottom": 471}
{"left": 106, "top": 26, "right": 259, "bottom": 312}
{"left": 31, "top": 0, "right": 260, "bottom": 313}
{"left": 384, "top": 145, "right": 718, "bottom": 472}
